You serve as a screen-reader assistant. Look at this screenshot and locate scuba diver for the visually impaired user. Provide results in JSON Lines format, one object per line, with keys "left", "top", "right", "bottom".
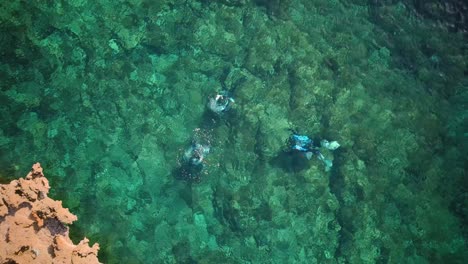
{"left": 203, "top": 69, "right": 246, "bottom": 127}
{"left": 207, "top": 67, "right": 246, "bottom": 115}
{"left": 183, "top": 142, "right": 210, "bottom": 166}
{"left": 288, "top": 130, "right": 340, "bottom": 171}
{"left": 207, "top": 90, "right": 235, "bottom": 115}
{"left": 177, "top": 139, "right": 211, "bottom": 183}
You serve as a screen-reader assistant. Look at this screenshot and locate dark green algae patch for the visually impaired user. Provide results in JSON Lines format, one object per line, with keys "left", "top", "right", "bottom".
{"left": 0, "top": 0, "right": 467, "bottom": 263}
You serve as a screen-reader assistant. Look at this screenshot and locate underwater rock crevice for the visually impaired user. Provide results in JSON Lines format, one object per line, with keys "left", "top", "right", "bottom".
{"left": 327, "top": 150, "right": 354, "bottom": 260}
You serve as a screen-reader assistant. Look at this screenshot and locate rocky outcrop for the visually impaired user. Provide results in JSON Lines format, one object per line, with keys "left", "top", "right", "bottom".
{"left": 0, "top": 163, "right": 100, "bottom": 264}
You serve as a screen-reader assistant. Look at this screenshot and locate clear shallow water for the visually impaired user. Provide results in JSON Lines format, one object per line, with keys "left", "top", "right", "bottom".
{"left": 1, "top": 1, "right": 467, "bottom": 263}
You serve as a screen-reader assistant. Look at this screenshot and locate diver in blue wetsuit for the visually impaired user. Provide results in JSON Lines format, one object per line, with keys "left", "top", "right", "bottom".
{"left": 288, "top": 131, "right": 340, "bottom": 171}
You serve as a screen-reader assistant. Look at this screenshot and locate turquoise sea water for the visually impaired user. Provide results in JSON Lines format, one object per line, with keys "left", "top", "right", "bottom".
{"left": 1, "top": 0, "right": 467, "bottom": 263}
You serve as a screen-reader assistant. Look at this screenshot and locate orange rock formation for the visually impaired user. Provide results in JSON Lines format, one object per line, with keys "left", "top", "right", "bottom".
{"left": 0, "top": 163, "right": 100, "bottom": 263}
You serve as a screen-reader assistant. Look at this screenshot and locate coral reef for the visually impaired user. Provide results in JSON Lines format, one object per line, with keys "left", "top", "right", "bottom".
{"left": 0, "top": 163, "right": 100, "bottom": 263}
